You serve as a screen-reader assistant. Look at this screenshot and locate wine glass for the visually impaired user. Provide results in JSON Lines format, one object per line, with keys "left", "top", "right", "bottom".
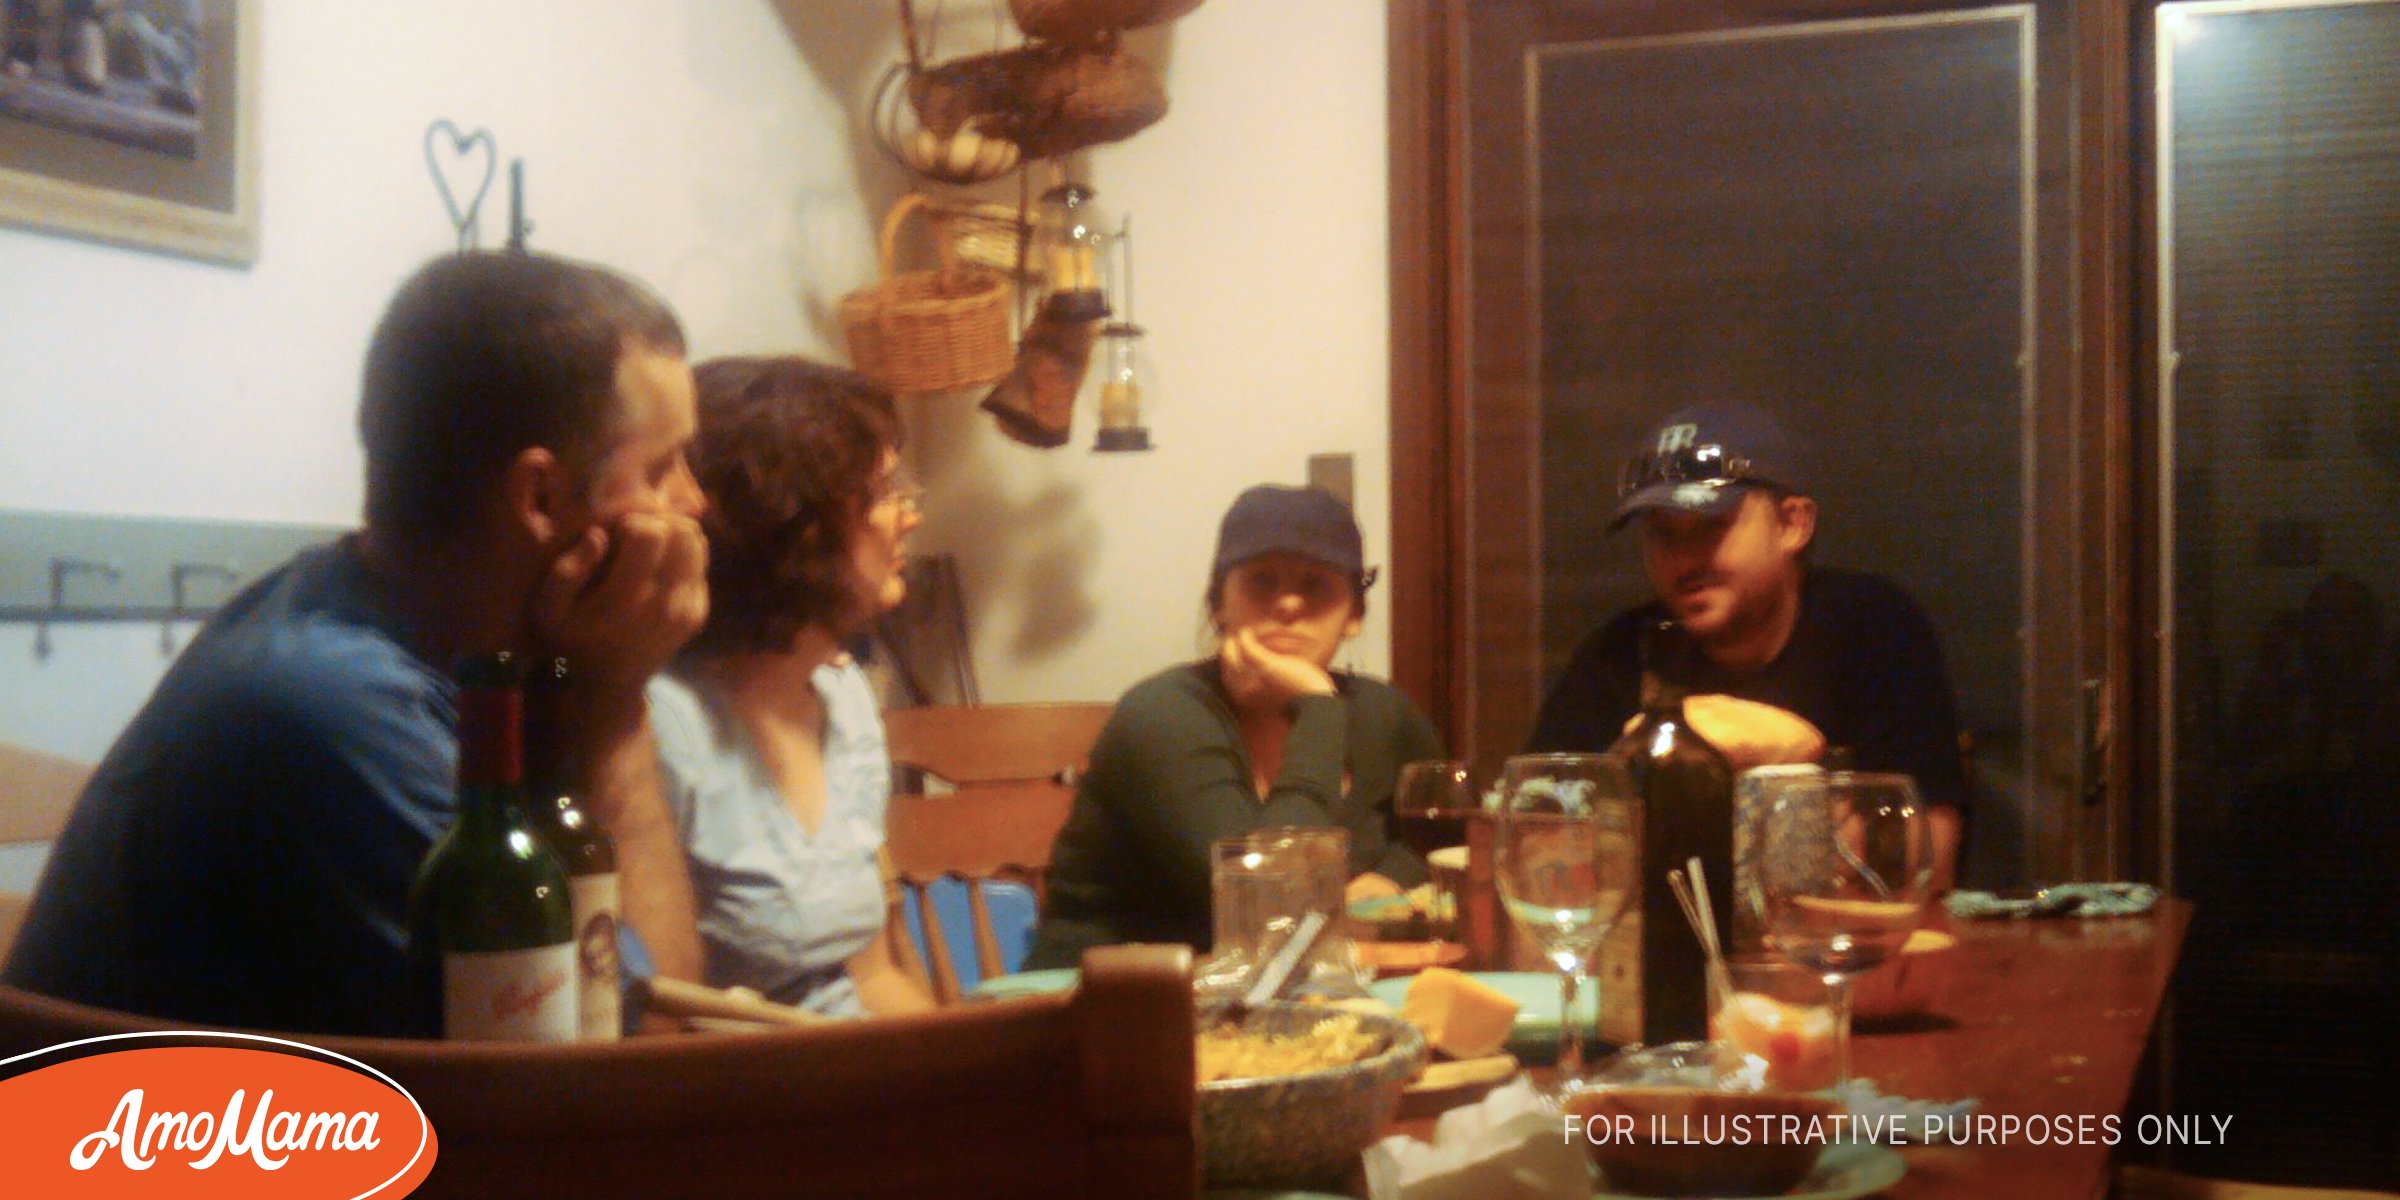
{"left": 1742, "top": 771, "right": 1934, "bottom": 1089}
{"left": 1393, "top": 759, "right": 1476, "bottom": 859}
{"left": 1494, "top": 753, "right": 1640, "bottom": 1092}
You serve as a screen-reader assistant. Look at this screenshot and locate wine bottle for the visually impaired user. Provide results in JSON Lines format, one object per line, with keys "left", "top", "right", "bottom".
{"left": 1608, "top": 622, "right": 1736, "bottom": 1044}
{"left": 408, "top": 652, "right": 577, "bottom": 1042}
{"left": 522, "top": 656, "right": 622, "bottom": 1042}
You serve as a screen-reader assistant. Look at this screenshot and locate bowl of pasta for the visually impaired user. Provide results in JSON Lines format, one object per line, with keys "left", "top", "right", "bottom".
{"left": 1195, "top": 1001, "right": 1428, "bottom": 1189}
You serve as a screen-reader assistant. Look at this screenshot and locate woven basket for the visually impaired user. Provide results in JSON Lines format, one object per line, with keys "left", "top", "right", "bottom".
{"left": 1008, "top": 0, "right": 1207, "bottom": 42}
{"left": 839, "top": 194, "right": 1015, "bottom": 396}
{"left": 934, "top": 199, "right": 1035, "bottom": 277}
{"left": 909, "top": 41, "right": 1167, "bottom": 160}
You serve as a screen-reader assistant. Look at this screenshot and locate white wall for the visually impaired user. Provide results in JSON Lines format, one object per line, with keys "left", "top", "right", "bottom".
{"left": 910, "top": 0, "right": 1395, "bottom": 703}
{"left": 0, "top": 0, "right": 1394, "bottom": 762}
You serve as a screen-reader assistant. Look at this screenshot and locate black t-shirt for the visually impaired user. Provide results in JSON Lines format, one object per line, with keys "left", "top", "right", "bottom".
{"left": 1527, "top": 567, "right": 1971, "bottom": 813}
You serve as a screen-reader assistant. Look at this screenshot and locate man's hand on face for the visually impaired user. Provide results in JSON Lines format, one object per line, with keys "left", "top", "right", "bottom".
{"left": 532, "top": 512, "right": 709, "bottom": 695}
{"left": 1219, "top": 626, "right": 1338, "bottom": 712}
{"left": 1622, "top": 693, "right": 1825, "bottom": 770}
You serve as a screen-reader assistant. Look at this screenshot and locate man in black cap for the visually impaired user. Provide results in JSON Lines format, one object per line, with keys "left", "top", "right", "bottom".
{"left": 1527, "top": 402, "right": 1966, "bottom": 883}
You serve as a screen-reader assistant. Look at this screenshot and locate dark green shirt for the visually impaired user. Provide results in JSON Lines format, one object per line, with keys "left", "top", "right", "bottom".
{"left": 1026, "top": 660, "right": 1441, "bottom": 968}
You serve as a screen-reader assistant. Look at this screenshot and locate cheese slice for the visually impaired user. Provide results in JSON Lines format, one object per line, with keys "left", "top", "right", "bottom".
{"left": 1399, "top": 967, "right": 1519, "bottom": 1060}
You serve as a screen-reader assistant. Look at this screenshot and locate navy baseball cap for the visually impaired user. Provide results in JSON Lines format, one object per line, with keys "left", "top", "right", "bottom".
{"left": 1211, "top": 485, "right": 1374, "bottom": 589}
{"left": 1610, "top": 402, "right": 1809, "bottom": 531}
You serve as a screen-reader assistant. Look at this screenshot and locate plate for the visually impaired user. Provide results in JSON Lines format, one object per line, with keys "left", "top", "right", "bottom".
{"left": 1589, "top": 1141, "right": 1905, "bottom": 1200}
{"left": 968, "top": 968, "right": 1079, "bottom": 1001}
{"left": 1367, "top": 972, "right": 1601, "bottom": 1064}
{"left": 1352, "top": 940, "right": 1467, "bottom": 977}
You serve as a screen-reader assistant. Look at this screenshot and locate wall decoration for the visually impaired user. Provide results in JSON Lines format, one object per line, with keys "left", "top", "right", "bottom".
{"left": 0, "top": 0, "right": 257, "bottom": 264}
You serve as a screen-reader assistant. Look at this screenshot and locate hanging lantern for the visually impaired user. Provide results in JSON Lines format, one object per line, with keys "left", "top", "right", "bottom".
{"left": 1037, "top": 182, "right": 1112, "bottom": 323}
{"left": 1090, "top": 211, "right": 1153, "bottom": 451}
{"left": 1091, "top": 321, "right": 1154, "bottom": 452}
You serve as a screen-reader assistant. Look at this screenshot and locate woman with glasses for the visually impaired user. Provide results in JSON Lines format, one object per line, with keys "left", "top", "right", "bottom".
{"left": 646, "top": 357, "right": 935, "bottom": 1017}
{"left": 1026, "top": 484, "right": 1442, "bottom": 968}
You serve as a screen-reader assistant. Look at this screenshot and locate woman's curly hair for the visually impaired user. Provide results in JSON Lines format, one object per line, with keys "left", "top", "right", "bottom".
{"left": 685, "top": 357, "right": 901, "bottom": 656}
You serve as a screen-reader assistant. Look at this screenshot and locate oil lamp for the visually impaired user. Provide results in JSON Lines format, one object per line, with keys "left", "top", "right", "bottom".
{"left": 1037, "top": 182, "right": 1112, "bottom": 323}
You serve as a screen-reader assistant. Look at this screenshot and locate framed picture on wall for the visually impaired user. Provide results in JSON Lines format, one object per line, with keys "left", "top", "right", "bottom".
{"left": 0, "top": 0, "right": 257, "bottom": 265}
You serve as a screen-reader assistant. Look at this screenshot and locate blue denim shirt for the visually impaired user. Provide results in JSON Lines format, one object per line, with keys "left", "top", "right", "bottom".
{"left": 649, "top": 660, "right": 889, "bottom": 1018}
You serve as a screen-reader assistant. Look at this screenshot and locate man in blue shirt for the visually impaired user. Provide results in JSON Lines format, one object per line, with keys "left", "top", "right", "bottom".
{"left": 4, "top": 253, "right": 709, "bottom": 1036}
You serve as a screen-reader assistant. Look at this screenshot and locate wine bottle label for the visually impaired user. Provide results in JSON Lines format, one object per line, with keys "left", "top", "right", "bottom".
{"left": 443, "top": 943, "right": 577, "bottom": 1042}
{"left": 570, "top": 873, "right": 623, "bottom": 1042}
{"left": 1596, "top": 910, "right": 1644, "bottom": 1046}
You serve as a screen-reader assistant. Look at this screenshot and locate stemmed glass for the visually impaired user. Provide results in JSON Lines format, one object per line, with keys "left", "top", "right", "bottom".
{"left": 1393, "top": 759, "right": 1477, "bottom": 859}
{"left": 1493, "top": 753, "right": 1640, "bottom": 1092}
{"left": 1742, "top": 771, "right": 1934, "bottom": 1089}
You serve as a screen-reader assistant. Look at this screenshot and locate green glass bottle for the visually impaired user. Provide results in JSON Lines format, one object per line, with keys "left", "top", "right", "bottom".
{"left": 408, "top": 652, "right": 576, "bottom": 1041}
{"left": 1608, "top": 622, "right": 1736, "bottom": 1044}
{"left": 521, "top": 656, "right": 622, "bottom": 1042}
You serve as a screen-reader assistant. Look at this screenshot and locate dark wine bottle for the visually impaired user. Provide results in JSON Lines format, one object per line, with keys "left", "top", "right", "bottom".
{"left": 408, "top": 652, "right": 576, "bottom": 1042}
{"left": 1608, "top": 622, "right": 1736, "bottom": 1044}
{"left": 522, "top": 656, "right": 622, "bottom": 1042}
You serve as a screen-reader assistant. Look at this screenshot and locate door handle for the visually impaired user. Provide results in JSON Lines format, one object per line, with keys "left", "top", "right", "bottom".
{"left": 2077, "top": 678, "right": 2107, "bottom": 808}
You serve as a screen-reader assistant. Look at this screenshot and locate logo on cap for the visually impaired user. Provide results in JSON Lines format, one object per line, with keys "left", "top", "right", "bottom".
{"left": 1656, "top": 424, "right": 1699, "bottom": 454}
{"left": 1671, "top": 483, "right": 1723, "bottom": 508}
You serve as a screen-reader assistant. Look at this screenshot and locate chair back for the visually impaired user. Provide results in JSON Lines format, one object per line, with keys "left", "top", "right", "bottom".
{"left": 0, "top": 944, "right": 1198, "bottom": 1200}
{"left": 880, "top": 703, "right": 1114, "bottom": 1002}
{"left": 883, "top": 702, "right": 1113, "bottom": 787}
{"left": 0, "top": 742, "right": 89, "bottom": 846}
{"left": 0, "top": 743, "right": 92, "bottom": 964}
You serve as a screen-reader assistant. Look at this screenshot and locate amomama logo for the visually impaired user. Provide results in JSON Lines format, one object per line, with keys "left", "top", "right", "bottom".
{"left": 0, "top": 1032, "right": 438, "bottom": 1198}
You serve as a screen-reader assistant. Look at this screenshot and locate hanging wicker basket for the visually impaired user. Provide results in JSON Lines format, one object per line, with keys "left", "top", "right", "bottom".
{"left": 1007, "top": 0, "right": 1205, "bottom": 43}
{"left": 909, "top": 40, "right": 1167, "bottom": 161}
{"left": 839, "top": 194, "right": 1016, "bottom": 396}
{"left": 1007, "top": 0, "right": 1206, "bottom": 43}
{"left": 933, "top": 199, "right": 1036, "bottom": 277}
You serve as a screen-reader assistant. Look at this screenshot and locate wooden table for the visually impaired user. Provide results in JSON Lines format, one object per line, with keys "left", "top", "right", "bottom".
{"left": 1858, "top": 900, "right": 2191, "bottom": 1200}
{"left": 1380, "top": 901, "right": 2192, "bottom": 1199}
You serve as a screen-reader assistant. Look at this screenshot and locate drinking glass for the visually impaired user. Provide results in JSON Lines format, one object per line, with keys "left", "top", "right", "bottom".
{"left": 1741, "top": 771, "right": 1934, "bottom": 1088}
{"left": 1197, "top": 827, "right": 1360, "bottom": 1000}
{"left": 1494, "top": 753, "right": 1639, "bottom": 1092}
{"left": 1393, "top": 759, "right": 1477, "bottom": 860}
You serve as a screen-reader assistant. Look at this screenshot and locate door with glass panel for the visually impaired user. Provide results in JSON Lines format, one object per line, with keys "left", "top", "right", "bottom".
{"left": 2153, "top": 0, "right": 2399, "bottom": 1184}
{"left": 1391, "top": 1, "right": 2099, "bottom": 891}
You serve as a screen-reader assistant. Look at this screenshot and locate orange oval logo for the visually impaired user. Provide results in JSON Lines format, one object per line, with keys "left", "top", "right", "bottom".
{"left": 0, "top": 1034, "right": 438, "bottom": 1199}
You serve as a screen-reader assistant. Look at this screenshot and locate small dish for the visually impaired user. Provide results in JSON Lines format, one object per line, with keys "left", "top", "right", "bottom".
{"left": 967, "top": 968, "right": 1079, "bottom": 1001}
{"left": 1352, "top": 941, "right": 1467, "bottom": 977}
{"left": 1587, "top": 1140, "right": 1903, "bottom": 1200}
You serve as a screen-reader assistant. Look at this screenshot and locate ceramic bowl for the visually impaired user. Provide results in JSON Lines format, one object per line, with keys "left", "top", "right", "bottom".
{"left": 1196, "top": 1001, "right": 1428, "bottom": 1190}
{"left": 1849, "top": 929, "right": 1960, "bottom": 1021}
{"left": 1563, "top": 1041, "right": 1842, "bottom": 1197}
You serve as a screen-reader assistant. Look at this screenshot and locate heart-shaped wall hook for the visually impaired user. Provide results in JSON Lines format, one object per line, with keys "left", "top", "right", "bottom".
{"left": 424, "top": 119, "right": 498, "bottom": 249}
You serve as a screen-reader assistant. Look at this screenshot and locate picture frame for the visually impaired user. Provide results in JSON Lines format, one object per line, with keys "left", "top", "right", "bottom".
{"left": 0, "top": 0, "right": 258, "bottom": 265}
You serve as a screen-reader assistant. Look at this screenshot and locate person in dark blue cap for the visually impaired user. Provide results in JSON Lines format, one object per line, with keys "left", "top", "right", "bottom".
{"left": 1026, "top": 484, "right": 1442, "bottom": 968}
{"left": 1527, "top": 402, "right": 1967, "bottom": 885}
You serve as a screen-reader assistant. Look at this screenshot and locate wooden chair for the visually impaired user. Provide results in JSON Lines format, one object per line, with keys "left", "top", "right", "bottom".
{"left": 0, "top": 944, "right": 1199, "bottom": 1200}
{"left": 882, "top": 702, "right": 1113, "bottom": 788}
{"left": 0, "top": 742, "right": 92, "bottom": 964}
{"left": 0, "top": 742, "right": 89, "bottom": 847}
{"left": 880, "top": 703, "right": 1113, "bottom": 1003}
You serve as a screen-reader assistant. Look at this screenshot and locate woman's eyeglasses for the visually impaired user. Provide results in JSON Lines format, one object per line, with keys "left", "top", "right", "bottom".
{"left": 871, "top": 478, "right": 925, "bottom": 516}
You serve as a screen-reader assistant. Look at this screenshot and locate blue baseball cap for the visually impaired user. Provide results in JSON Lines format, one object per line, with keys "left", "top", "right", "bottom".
{"left": 1610, "top": 402, "right": 1809, "bottom": 531}
{"left": 1211, "top": 485, "right": 1374, "bottom": 590}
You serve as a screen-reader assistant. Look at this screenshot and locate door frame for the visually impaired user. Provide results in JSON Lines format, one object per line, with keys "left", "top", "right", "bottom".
{"left": 1386, "top": 0, "right": 2144, "bottom": 881}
